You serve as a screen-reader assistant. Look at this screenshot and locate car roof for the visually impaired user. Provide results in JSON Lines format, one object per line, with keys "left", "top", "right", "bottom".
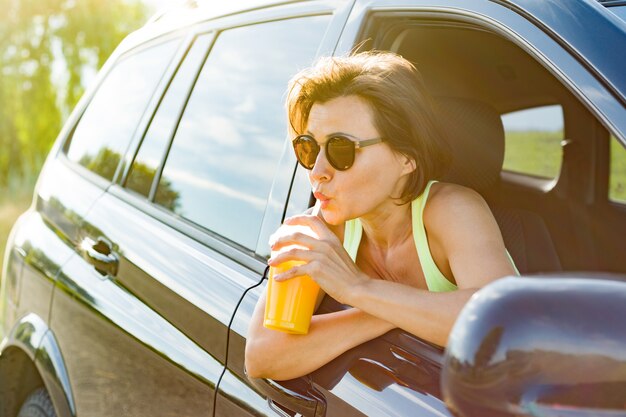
{"left": 120, "top": 0, "right": 626, "bottom": 105}
{"left": 497, "top": 0, "right": 626, "bottom": 105}
{"left": 124, "top": 0, "right": 307, "bottom": 45}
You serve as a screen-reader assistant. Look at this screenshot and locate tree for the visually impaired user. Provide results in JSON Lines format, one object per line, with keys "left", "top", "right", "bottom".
{"left": 0, "top": 0, "right": 149, "bottom": 190}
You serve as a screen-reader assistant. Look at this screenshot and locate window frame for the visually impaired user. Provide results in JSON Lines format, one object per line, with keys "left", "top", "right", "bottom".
{"left": 120, "top": 31, "right": 217, "bottom": 201}
{"left": 58, "top": 30, "right": 188, "bottom": 190}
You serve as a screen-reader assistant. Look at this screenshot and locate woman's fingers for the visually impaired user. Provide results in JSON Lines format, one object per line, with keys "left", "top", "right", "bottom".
{"left": 272, "top": 259, "right": 321, "bottom": 282}
{"left": 283, "top": 214, "right": 335, "bottom": 240}
{"left": 272, "top": 263, "right": 306, "bottom": 282}
{"left": 270, "top": 231, "right": 319, "bottom": 251}
{"left": 268, "top": 247, "right": 316, "bottom": 267}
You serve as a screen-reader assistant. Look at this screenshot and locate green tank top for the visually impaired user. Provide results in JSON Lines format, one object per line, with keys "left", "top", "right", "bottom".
{"left": 342, "top": 180, "right": 519, "bottom": 292}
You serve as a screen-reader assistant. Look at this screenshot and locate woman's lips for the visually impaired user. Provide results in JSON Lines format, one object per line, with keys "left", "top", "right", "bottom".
{"left": 313, "top": 192, "right": 331, "bottom": 208}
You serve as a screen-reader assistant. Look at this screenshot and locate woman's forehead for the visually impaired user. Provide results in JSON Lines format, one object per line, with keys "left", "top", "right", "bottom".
{"left": 306, "top": 96, "right": 378, "bottom": 137}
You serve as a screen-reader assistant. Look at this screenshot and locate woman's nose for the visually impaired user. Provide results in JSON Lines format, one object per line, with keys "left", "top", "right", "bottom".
{"left": 309, "top": 145, "right": 333, "bottom": 183}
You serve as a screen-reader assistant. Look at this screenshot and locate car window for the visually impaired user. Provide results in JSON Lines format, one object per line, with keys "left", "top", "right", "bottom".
{"left": 125, "top": 34, "right": 214, "bottom": 200}
{"left": 501, "top": 105, "right": 564, "bottom": 179}
{"left": 65, "top": 39, "right": 180, "bottom": 181}
{"left": 155, "top": 16, "right": 330, "bottom": 249}
{"left": 609, "top": 135, "right": 626, "bottom": 204}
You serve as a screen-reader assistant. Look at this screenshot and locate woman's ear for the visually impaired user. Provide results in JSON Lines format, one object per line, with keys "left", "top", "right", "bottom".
{"left": 401, "top": 155, "right": 417, "bottom": 176}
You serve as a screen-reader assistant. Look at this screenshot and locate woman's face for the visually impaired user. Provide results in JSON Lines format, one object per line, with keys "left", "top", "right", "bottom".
{"left": 304, "top": 95, "right": 414, "bottom": 225}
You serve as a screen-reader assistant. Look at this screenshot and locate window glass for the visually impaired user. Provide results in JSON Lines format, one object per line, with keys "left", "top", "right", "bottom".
{"left": 66, "top": 39, "right": 179, "bottom": 180}
{"left": 609, "top": 135, "right": 626, "bottom": 204}
{"left": 126, "top": 34, "right": 213, "bottom": 201}
{"left": 156, "top": 16, "right": 330, "bottom": 249}
{"left": 501, "top": 105, "right": 564, "bottom": 179}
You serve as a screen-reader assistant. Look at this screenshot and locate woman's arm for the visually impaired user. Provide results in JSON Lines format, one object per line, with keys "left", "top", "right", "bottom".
{"left": 269, "top": 184, "right": 516, "bottom": 348}
{"left": 337, "top": 185, "right": 517, "bottom": 346}
{"left": 344, "top": 282, "right": 474, "bottom": 347}
{"left": 245, "top": 291, "right": 395, "bottom": 380}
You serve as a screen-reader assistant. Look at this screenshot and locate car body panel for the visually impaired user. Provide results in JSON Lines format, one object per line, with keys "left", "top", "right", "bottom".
{"left": 48, "top": 180, "right": 263, "bottom": 416}
{"left": 0, "top": 156, "right": 107, "bottom": 352}
{"left": 37, "top": 329, "right": 76, "bottom": 417}
{"left": 0, "top": 314, "right": 75, "bottom": 417}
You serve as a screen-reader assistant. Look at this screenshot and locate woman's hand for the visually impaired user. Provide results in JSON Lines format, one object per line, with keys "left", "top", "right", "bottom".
{"left": 268, "top": 213, "right": 368, "bottom": 305}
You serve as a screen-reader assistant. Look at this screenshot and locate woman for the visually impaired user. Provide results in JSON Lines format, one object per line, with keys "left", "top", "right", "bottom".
{"left": 245, "top": 51, "right": 518, "bottom": 381}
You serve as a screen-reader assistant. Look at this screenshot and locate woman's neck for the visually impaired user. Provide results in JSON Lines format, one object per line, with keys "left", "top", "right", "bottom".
{"left": 359, "top": 201, "right": 413, "bottom": 250}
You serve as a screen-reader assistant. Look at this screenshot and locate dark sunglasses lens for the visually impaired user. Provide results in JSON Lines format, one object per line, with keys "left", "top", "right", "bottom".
{"left": 327, "top": 136, "right": 355, "bottom": 170}
{"left": 293, "top": 136, "right": 319, "bottom": 169}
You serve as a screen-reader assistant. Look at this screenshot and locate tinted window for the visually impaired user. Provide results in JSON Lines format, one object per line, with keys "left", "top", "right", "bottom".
{"left": 501, "top": 105, "right": 564, "bottom": 179}
{"left": 126, "top": 34, "right": 213, "bottom": 201}
{"left": 609, "top": 135, "right": 626, "bottom": 204}
{"left": 155, "top": 16, "right": 330, "bottom": 249}
{"left": 66, "top": 39, "right": 180, "bottom": 180}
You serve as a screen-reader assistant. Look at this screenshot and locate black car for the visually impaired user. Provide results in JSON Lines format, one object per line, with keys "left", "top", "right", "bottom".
{"left": 1, "top": 0, "right": 625, "bottom": 416}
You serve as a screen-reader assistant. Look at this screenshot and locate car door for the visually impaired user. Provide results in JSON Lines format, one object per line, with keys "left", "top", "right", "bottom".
{"left": 49, "top": 2, "right": 350, "bottom": 416}
{"left": 49, "top": 31, "right": 236, "bottom": 416}
{"left": 227, "top": 0, "right": 626, "bottom": 416}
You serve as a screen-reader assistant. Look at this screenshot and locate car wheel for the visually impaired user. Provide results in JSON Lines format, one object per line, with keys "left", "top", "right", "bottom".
{"left": 17, "top": 387, "right": 57, "bottom": 417}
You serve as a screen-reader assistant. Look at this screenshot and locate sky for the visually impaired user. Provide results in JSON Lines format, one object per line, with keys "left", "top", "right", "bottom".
{"left": 142, "top": 0, "right": 179, "bottom": 12}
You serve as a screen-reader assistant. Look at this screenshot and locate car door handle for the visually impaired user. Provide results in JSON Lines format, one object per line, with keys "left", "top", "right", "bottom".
{"left": 248, "top": 377, "right": 326, "bottom": 417}
{"left": 80, "top": 236, "right": 119, "bottom": 277}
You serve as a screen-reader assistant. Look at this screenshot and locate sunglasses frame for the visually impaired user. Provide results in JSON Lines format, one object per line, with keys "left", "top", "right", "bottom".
{"left": 292, "top": 134, "right": 384, "bottom": 171}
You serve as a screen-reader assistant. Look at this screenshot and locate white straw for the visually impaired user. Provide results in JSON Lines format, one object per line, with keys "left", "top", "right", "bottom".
{"left": 311, "top": 199, "right": 321, "bottom": 217}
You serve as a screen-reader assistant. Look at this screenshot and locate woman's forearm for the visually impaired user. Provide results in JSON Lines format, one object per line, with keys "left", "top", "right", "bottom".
{"left": 348, "top": 279, "right": 477, "bottom": 347}
{"left": 245, "top": 293, "right": 395, "bottom": 380}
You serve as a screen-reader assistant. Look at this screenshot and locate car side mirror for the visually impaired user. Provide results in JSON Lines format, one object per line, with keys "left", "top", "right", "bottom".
{"left": 442, "top": 275, "right": 626, "bottom": 417}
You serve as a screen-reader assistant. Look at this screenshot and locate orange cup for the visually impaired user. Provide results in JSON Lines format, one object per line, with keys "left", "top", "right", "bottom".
{"left": 264, "top": 225, "right": 320, "bottom": 335}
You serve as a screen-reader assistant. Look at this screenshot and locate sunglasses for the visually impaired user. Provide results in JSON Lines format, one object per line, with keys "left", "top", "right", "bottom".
{"left": 292, "top": 134, "right": 384, "bottom": 171}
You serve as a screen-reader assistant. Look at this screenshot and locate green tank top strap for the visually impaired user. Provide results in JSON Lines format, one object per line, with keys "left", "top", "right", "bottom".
{"left": 411, "top": 180, "right": 458, "bottom": 292}
{"left": 343, "top": 217, "right": 362, "bottom": 261}
{"left": 411, "top": 180, "right": 519, "bottom": 282}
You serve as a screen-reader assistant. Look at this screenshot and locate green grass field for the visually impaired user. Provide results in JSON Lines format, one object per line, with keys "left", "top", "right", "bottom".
{"left": 503, "top": 130, "right": 563, "bottom": 179}
{"left": 504, "top": 131, "right": 626, "bottom": 203}
{"left": 610, "top": 136, "right": 626, "bottom": 202}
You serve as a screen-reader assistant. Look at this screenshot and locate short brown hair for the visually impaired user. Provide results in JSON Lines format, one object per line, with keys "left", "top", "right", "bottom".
{"left": 286, "top": 50, "right": 451, "bottom": 204}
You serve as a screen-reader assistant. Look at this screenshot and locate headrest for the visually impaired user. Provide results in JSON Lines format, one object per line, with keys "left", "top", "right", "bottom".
{"left": 435, "top": 97, "right": 505, "bottom": 194}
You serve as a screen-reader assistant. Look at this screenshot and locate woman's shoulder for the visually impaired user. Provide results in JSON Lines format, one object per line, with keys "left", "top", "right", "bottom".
{"left": 424, "top": 181, "right": 492, "bottom": 230}
{"left": 427, "top": 181, "right": 485, "bottom": 207}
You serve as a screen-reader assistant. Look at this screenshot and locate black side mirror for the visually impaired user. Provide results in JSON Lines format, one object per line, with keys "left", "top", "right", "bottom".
{"left": 442, "top": 275, "right": 626, "bottom": 417}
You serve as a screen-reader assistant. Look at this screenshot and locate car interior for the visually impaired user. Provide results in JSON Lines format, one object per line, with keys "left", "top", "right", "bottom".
{"left": 350, "top": 16, "right": 626, "bottom": 275}
{"left": 282, "top": 13, "right": 626, "bottom": 410}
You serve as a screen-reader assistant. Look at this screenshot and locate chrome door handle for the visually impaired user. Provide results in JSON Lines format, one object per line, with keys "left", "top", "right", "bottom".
{"left": 80, "top": 236, "right": 119, "bottom": 277}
